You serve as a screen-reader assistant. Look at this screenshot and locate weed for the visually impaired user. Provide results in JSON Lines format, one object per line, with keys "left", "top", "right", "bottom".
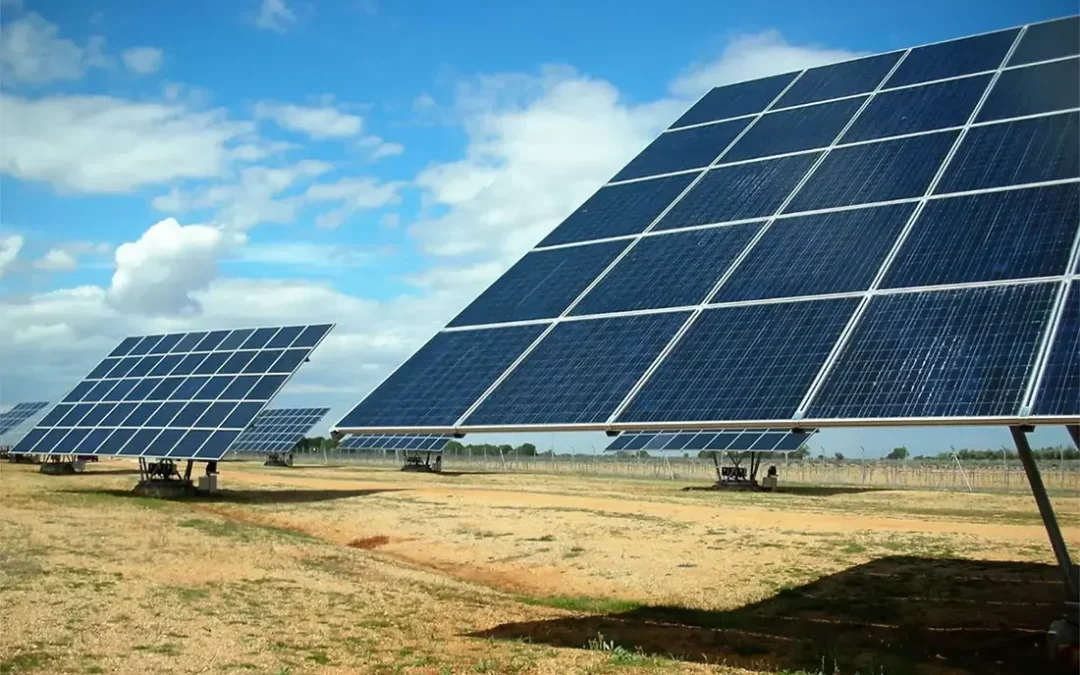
{"left": 307, "top": 651, "right": 330, "bottom": 665}
{"left": 564, "top": 546, "right": 586, "bottom": 559}
{"left": 520, "top": 595, "right": 640, "bottom": 613}
{"left": 0, "top": 651, "right": 53, "bottom": 674}
{"left": 132, "top": 643, "right": 181, "bottom": 657}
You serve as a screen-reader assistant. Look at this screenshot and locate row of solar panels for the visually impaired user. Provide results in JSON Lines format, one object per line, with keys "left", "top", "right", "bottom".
{"left": 605, "top": 429, "right": 815, "bottom": 453}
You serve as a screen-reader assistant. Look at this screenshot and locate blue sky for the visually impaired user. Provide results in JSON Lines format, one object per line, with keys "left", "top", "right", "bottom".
{"left": 0, "top": 0, "right": 1075, "bottom": 456}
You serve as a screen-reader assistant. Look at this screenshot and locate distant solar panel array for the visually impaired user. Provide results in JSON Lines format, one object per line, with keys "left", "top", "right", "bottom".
{"left": 605, "top": 428, "right": 815, "bottom": 453}
{"left": 335, "top": 17, "right": 1080, "bottom": 435}
{"left": 230, "top": 407, "right": 330, "bottom": 454}
{"left": 340, "top": 434, "right": 452, "bottom": 452}
{"left": 13, "top": 325, "right": 333, "bottom": 461}
{"left": 0, "top": 402, "right": 50, "bottom": 440}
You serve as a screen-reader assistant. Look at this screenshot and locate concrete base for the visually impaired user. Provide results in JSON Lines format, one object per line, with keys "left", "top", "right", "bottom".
{"left": 132, "top": 479, "right": 199, "bottom": 498}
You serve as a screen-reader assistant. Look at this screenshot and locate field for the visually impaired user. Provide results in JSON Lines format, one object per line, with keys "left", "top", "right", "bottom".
{"left": 1, "top": 459, "right": 1078, "bottom": 675}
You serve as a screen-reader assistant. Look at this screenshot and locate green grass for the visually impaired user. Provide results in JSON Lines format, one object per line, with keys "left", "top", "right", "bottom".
{"left": 0, "top": 651, "right": 53, "bottom": 674}
{"left": 307, "top": 651, "right": 330, "bottom": 665}
{"left": 519, "top": 594, "right": 641, "bottom": 614}
{"left": 132, "top": 643, "right": 181, "bottom": 657}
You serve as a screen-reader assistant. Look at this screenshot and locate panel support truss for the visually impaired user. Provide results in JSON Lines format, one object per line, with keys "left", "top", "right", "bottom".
{"left": 1011, "top": 426, "right": 1079, "bottom": 605}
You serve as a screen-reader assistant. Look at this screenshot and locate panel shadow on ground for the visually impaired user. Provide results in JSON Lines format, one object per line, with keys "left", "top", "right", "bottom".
{"left": 468, "top": 557, "right": 1069, "bottom": 675}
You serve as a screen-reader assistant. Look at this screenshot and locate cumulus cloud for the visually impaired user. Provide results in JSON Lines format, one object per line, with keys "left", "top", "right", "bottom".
{"left": 107, "top": 218, "right": 245, "bottom": 316}
{"left": 0, "top": 12, "right": 108, "bottom": 85}
{"left": 33, "top": 248, "right": 78, "bottom": 271}
{"left": 0, "top": 234, "right": 25, "bottom": 278}
{"left": 305, "top": 176, "right": 404, "bottom": 229}
{"left": 0, "top": 94, "right": 254, "bottom": 193}
{"left": 671, "top": 30, "right": 863, "bottom": 97}
{"left": 122, "top": 46, "right": 164, "bottom": 75}
{"left": 255, "top": 0, "right": 297, "bottom": 32}
{"left": 254, "top": 101, "right": 363, "bottom": 139}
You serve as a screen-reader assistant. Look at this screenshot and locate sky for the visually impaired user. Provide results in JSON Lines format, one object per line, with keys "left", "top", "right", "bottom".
{"left": 0, "top": 0, "right": 1075, "bottom": 457}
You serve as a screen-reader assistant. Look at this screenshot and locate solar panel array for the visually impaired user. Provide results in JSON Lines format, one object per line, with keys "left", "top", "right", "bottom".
{"left": 0, "top": 402, "right": 50, "bottom": 438}
{"left": 336, "top": 17, "right": 1080, "bottom": 435}
{"left": 229, "top": 407, "right": 330, "bottom": 454}
{"left": 12, "top": 325, "right": 333, "bottom": 461}
{"left": 605, "top": 428, "right": 816, "bottom": 453}
{"left": 340, "top": 434, "right": 452, "bottom": 452}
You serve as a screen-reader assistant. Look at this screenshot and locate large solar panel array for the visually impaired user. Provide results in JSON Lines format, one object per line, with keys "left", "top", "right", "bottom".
{"left": 336, "top": 17, "right": 1080, "bottom": 435}
{"left": 12, "top": 325, "right": 333, "bottom": 461}
{"left": 605, "top": 428, "right": 816, "bottom": 453}
{"left": 229, "top": 407, "right": 330, "bottom": 454}
{"left": 0, "top": 402, "right": 50, "bottom": 436}
{"left": 0, "top": 402, "right": 50, "bottom": 440}
{"left": 340, "top": 434, "right": 452, "bottom": 452}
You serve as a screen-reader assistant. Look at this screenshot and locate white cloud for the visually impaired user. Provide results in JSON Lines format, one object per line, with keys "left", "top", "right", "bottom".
{"left": 255, "top": 0, "right": 297, "bottom": 33}
{"left": 0, "top": 234, "right": 25, "bottom": 278}
{"left": 122, "top": 46, "right": 163, "bottom": 75}
{"left": 305, "top": 176, "right": 404, "bottom": 229}
{"left": 152, "top": 160, "right": 332, "bottom": 230}
{"left": 0, "top": 94, "right": 254, "bottom": 193}
{"left": 380, "top": 213, "right": 400, "bottom": 229}
{"left": 230, "top": 241, "right": 390, "bottom": 268}
{"left": 358, "top": 134, "right": 405, "bottom": 159}
{"left": 33, "top": 248, "right": 78, "bottom": 271}
{"left": 413, "top": 93, "right": 436, "bottom": 110}
{"left": 108, "top": 218, "right": 245, "bottom": 316}
{"left": 254, "top": 101, "right": 363, "bottom": 139}
{"left": 0, "top": 12, "right": 108, "bottom": 85}
{"left": 671, "top": 30, "right": 863, "bottom": 97}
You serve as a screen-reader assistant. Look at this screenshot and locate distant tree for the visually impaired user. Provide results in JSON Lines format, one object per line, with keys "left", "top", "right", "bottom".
{"left": 498, "top": 444, "right": 514, "bottom": 456}
{"left": 517, "top": 442, "right": 537, "bottom": 456}
{"left": 791, "top": 447, "right": 811, "bottom": 460}
{"left": 834, "top": 452, "right": 844, "bottom": 461}
{"left": 444, "top": 440, "right": 464, "bottom": 454}
{"left": 886, "top": 446, "right": 909, "bottom": 460}
{"left": 637, "top": 450, "right": 650, "bottom": 458}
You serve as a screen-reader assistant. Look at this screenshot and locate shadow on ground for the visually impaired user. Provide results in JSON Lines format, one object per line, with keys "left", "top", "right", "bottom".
{"left": 469, "top": 556, "right": 1073, "bottom": 675}
{"left": 62, "top": 487, "right": 402, "bottom": 505}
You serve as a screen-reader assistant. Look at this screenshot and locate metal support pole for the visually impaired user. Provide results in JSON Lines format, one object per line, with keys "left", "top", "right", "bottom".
{"left": 1068, "top": 425, "right": 1079, "bottom": 451}
{"left": 1011, "top": 426, "right": 1079, "bottom": 600}
{"left": 183, "top": 460, "right": 193, "bottom": 482}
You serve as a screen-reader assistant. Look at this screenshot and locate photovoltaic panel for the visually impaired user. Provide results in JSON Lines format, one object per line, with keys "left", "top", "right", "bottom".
{"left": 537, "top": 173, "right": 697, "bottom": 247}
{"left": 722, "top": 97, "right": 866, "bottom": 163}
{"left": 1032, "top": 284, "right": 1080, "bottom": 417}
{"left": 655, "top": 152, "right": 820, "bottom": 229}
{"left": 340, "top": 434, "right": 451, "bottom": 452}
{"left": 605, "top": 428, "right": 816, "bottom": 453}
{"left": 230, "top": 407, "right": 330, "bottom": 454}
{"left": 0, "top": 402, "right": 50, "bottom": 436}
{"left": 1007, "top": 16, "right": 1080, "bottom": 66}
{"left": 882, "top": 185, "right": 1080, "bottom": 288}
{"left": 448, "top": 241, "right": 629, "bottom": 327}
{"left": 12, "top": 325, "right": 333, "bottom": 460}
{"left": 612, "top": 118, "right": 750, "bottom": 182}
{"left": 935, "top": 112, "right": 1080, "bottom": 194}
{"left": 885, "top": 29, "right": 1019, "bottom": 87}
{"left": 842, "top": 75, "right": 990, "bottom": 143}
{"left": 670, "top": 72, "right": 797, "bottom": 129}
{"left": 334, "top": 17, "right": 1080, "bottom": 436}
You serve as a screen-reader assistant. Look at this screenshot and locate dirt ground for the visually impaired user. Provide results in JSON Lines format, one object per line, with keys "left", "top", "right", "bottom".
{"left": 1, "top": 458, "right": 1077, "bottom": 675}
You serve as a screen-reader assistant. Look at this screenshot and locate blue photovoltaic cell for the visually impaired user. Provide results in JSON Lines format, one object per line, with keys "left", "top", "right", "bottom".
{"left": 571, "top": 223, "right": 762, "bottom": 316}
{"left": 613, "top": 118, "right": 751, "bottom": 182}
{"left": 448, "top": 241, "right": 629, "bottom": 328}
{"left": 977, "top": 58, "right": 1080, "bottom": 122}
{"left": 340, "top": 434, "right": 451, "bottom": 451}
{"left": 10, "top": 324, "right": 332, "bottom": 459}
{"left": 0, "top": 402, "right": 50, "bottom": 436}
{"left": 776, "top": 52, "right": 903, "bottom": 108}
{"left": 336, "top": 324, "right": 545, "bottom": 429}
{"left": 465, "top": 313, "right": 689, "bottom": 426}
{"left": 885, "top": 29, "right": 1019, "bottom": 87}
{"left": 656, "top": 153, "right": 820, "bottom": 230}
{"left": 842, "top": 75, "right": 991, "bottom": 143}
{"left": 538, "top": 173, "right": 697, "bottom": 247}
{"left": 619, "top": 298, "right": 859, "bottom": 423}
{"left": 935, "top": 112, "right": 1079, "bottom": 194}
{"left": 716, "top": 203, "right": 916, "bottom": 302}
{"left": 810, "top": 283, "right": 1057, "bottom": 419}
{"left": 604, "top": 428, "right": 815, "bottom": 452}
{"left": 230, "top": 407, "right": 330, "bottom": 453}
{"left": 883, "top": 185, "right": 1080, "bottom": 288}
{"left": 723, "top": 97, "right": 866, "bottom": 163}
{"left": 786, "top": 130, "right": 958, "bottom": 213}
{"left": 1032, "top": 284, "right": 1079, "bottom": 416}
{"left": 671, "top": 72, "right": 797, "bottom": 128}
{"left": 1008, "top": 16, "right": 1080, "bottom": 66}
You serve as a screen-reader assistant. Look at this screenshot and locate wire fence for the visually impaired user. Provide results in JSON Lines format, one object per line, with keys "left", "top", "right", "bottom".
{"left": 291, "top": 449, "right": 1080, "bottom": 493}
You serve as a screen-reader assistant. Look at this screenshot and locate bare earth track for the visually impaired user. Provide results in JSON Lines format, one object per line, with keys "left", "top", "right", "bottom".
{"left": 1, "top": 459, "right": 1077, "bottom": 674}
